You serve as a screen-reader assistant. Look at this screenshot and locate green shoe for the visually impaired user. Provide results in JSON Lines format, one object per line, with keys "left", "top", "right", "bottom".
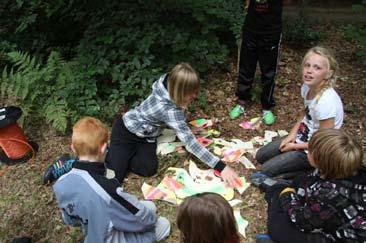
{"left": 230, "top": 104, "right": 245, "bottom": 119}
{"left": 263, "top": 110, "right": 276, "bottom": 125}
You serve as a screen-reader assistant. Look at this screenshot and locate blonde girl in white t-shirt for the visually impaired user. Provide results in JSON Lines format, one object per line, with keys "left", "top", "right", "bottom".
{"left": 251, "top": 46, "right": 344, "bottom": 182}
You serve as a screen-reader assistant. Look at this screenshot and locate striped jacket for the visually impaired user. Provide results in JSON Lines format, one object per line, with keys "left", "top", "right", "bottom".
{"left": 53, "top": 161, "right": 158, "bottom": 243}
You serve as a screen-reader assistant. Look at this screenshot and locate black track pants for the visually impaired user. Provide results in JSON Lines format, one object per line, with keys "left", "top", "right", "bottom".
{"left": 106, "top": 117, "right": 158, "bottom": 183}
{"left": 237, "top": 30, "right": 281, "bottom": 110}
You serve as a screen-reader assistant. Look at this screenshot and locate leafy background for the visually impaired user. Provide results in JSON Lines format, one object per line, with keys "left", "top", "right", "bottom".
{"left": 0, "top": 0, "right": 244, "bottom": 132}
{"left": 0, "top": 1, "right": 365, "bottom": 242}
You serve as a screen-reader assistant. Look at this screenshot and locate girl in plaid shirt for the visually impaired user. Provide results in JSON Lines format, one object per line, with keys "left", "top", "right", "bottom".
{"left": 106, "top": 63, "right": 240, "bottom": 187}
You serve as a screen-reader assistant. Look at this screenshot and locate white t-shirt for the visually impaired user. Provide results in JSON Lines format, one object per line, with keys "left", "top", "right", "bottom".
{"left": 296, "top": 84, "right": 344, "bottom": 144}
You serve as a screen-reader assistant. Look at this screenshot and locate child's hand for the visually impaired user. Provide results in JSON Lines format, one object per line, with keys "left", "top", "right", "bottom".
{"left": 279, "top": 136, "right": 295, "bottom": 150}
{"left": 280, "top": 142, "right": 297, "bottom": 152}
{"left": 221, "top": 166, "right": 241, "bottom": 188}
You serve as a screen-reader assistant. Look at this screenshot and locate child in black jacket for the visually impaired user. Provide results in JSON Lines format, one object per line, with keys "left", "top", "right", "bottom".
{"left": 265, "top": 129, "right": 365, "bottom": 243}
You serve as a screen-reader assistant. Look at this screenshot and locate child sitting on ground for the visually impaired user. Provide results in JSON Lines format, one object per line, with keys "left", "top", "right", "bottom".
{"left": 53, "top": 117, "right": 171, "bottom": 243}
{"left": 107, "top": 62, "right": 240, "bottom": 188}
{"left": 252, "top": 46, "right": 344, "bottom": 181}
{"left": 177, "top": 192, "right": 240, "bottom": 243}
{"left": 263, "top": 129, "right": 365, "bottom": 243}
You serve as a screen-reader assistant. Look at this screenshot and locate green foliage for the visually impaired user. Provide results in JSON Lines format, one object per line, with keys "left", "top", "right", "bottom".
{"left": 250, "top": 84, "right": 262, "bottom": 103}
{"left": 343, "top": 24, "right": 366, "bottom": 57}
{"left": 352, "top": 1, "right": 366, "bottom": 12}
{"left": 0, "top": 41, "right": 17, "bottom": 66}
{"left": 197, "top": 89, "right": 208, "bottom": 113}
{"left": 342, "top": 3, "right": 366, "bottom": 58}
{"left": 1, "top": 51, "right": 69, "bottom": 132}
{"left": 188, "top": 89, "right": 208, "bottom": 114}
{"left": 283, "top": 16, "right": 322, "bottom": 46}
{"left": 0, "top": 51, "right": 101, "bottom": 132}
{"left": 0, "top": 1, "right": 244, "bottom": 132}
{"left": 283, "top": 0, "right": 322, "bottom": 46}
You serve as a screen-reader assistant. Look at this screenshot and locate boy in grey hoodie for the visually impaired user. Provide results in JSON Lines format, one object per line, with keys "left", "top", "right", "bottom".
{"left": 53, "top": 117, "right": 170, "bottom": 243}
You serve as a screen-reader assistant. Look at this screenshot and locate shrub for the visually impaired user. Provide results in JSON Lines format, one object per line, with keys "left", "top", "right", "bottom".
{"left": 283, "top": 16, "right": 322, "bottom": 47}
{"left": 0, "top": 1, "right": 244, "bottom": 132}
{"left": 343, "top": 24, "right": 366, "bottom": 58}
{"left": 342, "top": 3, "right": 366, "bottom": 59}
{"left": 1, "top": 51, "right": 99, "bottom": 132}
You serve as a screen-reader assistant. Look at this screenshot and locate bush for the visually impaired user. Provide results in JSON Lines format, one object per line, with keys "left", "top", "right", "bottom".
{"left": 0, "top": 0, "right": 244, "bottom": 132}
{"left": 342, "top": 3, "right": 366, "bottom": 59}
{"left": 0, "top": 52, "right": 72, "bottom": 131}
{"left": 282, "top": 0, "right": 322, "bottom": 47}
{"left": 283, "top": 16, "right": 322, "bottom": 47}
{"left": 343, "top": 24, "right": 366, "bottom": 57}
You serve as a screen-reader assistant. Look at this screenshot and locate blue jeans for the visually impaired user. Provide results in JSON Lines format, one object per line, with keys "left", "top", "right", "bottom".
{"left": 255, "top": 138, "right": 311, "bottom": 179}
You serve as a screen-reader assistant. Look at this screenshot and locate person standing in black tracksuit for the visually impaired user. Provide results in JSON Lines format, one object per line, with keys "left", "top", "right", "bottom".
{"left": 234, "top": 0, "right": 283, "bottom": 125}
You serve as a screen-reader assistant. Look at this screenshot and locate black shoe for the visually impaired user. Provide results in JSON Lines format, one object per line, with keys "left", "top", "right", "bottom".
{"left": 12, "top": 237, "right": 31, "bottom": 243}
{"left": 43, "top": 154, "right": 76, "bottom": 184}
{"left": 250, "top": 172, "right": 291, "bottom": 192}
{"left": 0, "top": 106, "right": 22, "bottom": 128}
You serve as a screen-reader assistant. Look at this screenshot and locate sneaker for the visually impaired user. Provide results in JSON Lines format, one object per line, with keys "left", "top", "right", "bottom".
{"left": 263, "top": 110, "right": 276, "bottom": 125}
{"left": 256, "top": 234, "right": 275, "bottom": 243}
{"left": 250, "top": 171, "right": 270, "bottom": 188}
{"left": 43, "top": 154, "right": 76, "bottom": 184}
{"left": 251, "top": 172, "right": 291, "bottom": 192}
{"left": 230, "top": 104, "right": 245, "bottom": 119}
{"left": 11, "top": 237, "right": 32, "bottom": 243}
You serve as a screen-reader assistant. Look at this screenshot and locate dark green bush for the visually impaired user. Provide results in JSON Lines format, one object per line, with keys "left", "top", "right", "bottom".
{"left": 1, "top": 51, "right": 68, "bottom": 131}
{"left": 343, "top": 24, "right": 366, "bottom": 57}
{"left": 342, "top": 3, "right": 366, "bottom": 59}
{"left": 283, "top": 16, "right": 322, "bottom": 46}
{"left": 0, "top": 0, "right": 244, "bottom": 132}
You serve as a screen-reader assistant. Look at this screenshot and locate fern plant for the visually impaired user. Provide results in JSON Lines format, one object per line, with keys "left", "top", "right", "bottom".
{"left": 1, "top": 51, "right": 73, "bottom": 132}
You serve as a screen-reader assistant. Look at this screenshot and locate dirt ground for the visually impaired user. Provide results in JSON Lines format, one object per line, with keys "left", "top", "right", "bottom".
{"left": 0, "top": 27, "right": 365, "bottom": 243}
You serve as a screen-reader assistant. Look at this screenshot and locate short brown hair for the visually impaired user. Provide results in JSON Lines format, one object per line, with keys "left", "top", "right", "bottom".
{"left": 168, "top": 63, "right": 200, "bottom": 107}
{"left": 308, "top": 129, "right": 363, "bottom": 179}
{"left": 177, "top": 192, "right": 240, "bottom": 243}
{"left": 72, "top": 117, "right": 108, "bottom": 157}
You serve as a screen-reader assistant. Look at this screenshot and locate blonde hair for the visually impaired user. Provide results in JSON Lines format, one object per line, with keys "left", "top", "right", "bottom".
{"left": 302, "top": 46, "right": 339, "bottom": 87}
{"left": 301, "top": 46, "right": 339, "bottom": 102}
{"left": 168, "top": 63, "right": 200, "bottom": 107}
{"left": 308, "top": 129, "right": 363, "bottom": 179}
{"left": 72, "top": 117, "right": 108, "bottom": 157}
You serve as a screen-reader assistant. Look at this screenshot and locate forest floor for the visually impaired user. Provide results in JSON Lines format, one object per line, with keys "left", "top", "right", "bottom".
{"left": 0, "top": 25, "right": 365, "bottom": 243}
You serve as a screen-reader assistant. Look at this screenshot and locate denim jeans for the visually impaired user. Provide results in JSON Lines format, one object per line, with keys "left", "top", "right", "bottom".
{"left": 255, "top": 138, "right": 311, "bottom": 179}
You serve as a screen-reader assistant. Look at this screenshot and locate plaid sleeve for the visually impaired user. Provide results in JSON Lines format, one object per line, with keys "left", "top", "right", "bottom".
{"left": 162, "top": 108, "right": 220, "bottom": 168}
